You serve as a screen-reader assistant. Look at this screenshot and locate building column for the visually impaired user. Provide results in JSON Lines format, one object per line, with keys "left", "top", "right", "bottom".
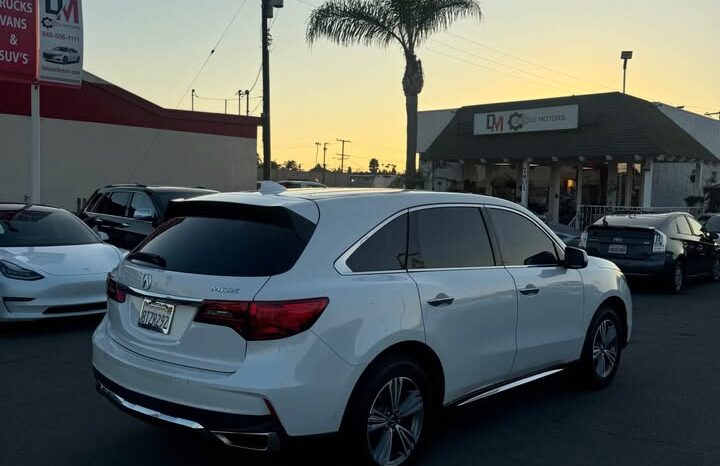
{"left": 484, "top": 164, "right": 493, "bottom": 196}
{"left": 641, "top": 158, "right": 654, "bottom": 208}
{"left": 520, "top": 159, "right": 530, "bottom": 208}
{"left": 606, "top": 161, "right": 618, "bottom": 206}
{"left": 576, "top": 162, "right": 584, "bottom": 228}
{"left": 624, "top": 163, "right": 634, "bottom": 207}
{"left": 549, "top": 163, "right": 561, "bottom": 223}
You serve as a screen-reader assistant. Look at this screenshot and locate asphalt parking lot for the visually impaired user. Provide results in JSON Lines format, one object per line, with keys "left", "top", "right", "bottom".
{"left": 2, "top": 283, "right": 720, "bottom": 466}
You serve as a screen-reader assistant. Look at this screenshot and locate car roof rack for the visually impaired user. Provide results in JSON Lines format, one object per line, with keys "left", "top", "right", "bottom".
{"left": 102, "top": 183, "right": 147, "bottom": 188}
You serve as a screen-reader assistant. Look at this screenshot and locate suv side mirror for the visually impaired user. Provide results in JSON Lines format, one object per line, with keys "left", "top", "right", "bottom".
{"left": 564, "top": 246, "right": 589, "bottom": 269}
{"left": 133, "top": 208, "right": 155, "bottom": 222}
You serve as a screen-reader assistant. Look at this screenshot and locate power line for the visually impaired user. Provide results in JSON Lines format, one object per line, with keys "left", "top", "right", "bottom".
{"left": 294, "top": 0, "right": 318, "bottom": 8}
{"left": 445, "top": 32, "right": 615, "bottom": 91}
{"left": 336, "top": 138, "right": 352, "bottom": 173}
{"left": 424, "top": 47, "right": 576, "bottom": 94}
{"left": 175, "top": 0, "right": 250, "bottom": 108}
{"left": 430, "top": 39, "right": 596, "bottom": 93}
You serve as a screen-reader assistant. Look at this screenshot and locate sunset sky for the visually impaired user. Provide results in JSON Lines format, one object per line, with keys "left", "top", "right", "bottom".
{"left": 84, "top": 0, "right": 720, "bottom": 173}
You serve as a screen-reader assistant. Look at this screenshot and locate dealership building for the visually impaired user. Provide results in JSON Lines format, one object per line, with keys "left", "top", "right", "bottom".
{"left": 418, "top": 92, "right": 720, "bottom": 227}
{"left": 0, "top": 72, "right": 260, "bottom": 211}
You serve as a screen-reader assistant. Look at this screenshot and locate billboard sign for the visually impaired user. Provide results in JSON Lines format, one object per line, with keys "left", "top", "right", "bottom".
{"left": 0, "top": 0, "right": 37, "bottom": 82}
{"left": 39, "top": 0, "right": 83, "bottom": 86}
{"left": 474, "top": 105, "right": 579, "bottom": 136}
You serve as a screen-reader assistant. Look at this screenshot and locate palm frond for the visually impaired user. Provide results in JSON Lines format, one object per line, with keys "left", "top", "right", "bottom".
{"left": 412, "top": 0, "right": 482, "bottom": 44}
{"left": 306, "top": 0, "right": 405, "bottom": 50}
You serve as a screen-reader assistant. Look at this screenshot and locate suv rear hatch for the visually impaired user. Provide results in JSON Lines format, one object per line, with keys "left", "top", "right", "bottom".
{"left": 106, "top": 197, "right": 319, "bottom": 373}
{"left": 584, "top": 226, "right": 658, "bottom": 259}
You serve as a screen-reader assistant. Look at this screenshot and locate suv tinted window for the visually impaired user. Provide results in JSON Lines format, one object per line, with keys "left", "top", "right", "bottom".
{"left": 676, "top": 217, "right": 692, "bottom": 235}
{"left": 408, "top": 207, "right": 495, "bottom": 269}
{"left": 488, "top": 209, "right": 558, "bottom": 266}
{"left": 94, "top": 192, "right": 131, "bottom": 217}
{"left": 0, "top": 209, "right": 99, "bottom": 247}
{"left": 134, "top": 208, "right": 315, "bottom": 277}
{"left": 347, "top": 214, "right": 408, "bottom": 272}
{"left": 705, "top": 216, "right": 720, "bottom": 232}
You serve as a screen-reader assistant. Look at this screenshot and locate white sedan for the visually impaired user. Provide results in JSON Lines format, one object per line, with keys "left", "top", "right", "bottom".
{"left": 0, "top": 204, "right": 124, "bottom": 321}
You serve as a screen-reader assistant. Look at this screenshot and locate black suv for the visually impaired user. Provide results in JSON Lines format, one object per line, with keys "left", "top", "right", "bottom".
{"left": 78, "top": 184, "right": 217, "bottom": 250}
{"left": 581, "top": 212, "right": 720, "bottom": 293}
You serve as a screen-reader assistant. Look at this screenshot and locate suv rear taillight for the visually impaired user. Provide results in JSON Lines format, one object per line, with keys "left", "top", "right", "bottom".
{"left": 106, "top": 276, "right": 126, "bottom": 303}
{"left": 195, "top": 298, "right": 329, "bottom": 341}
{"left": 653, "top": 230, "right": 667, "bottom": 254}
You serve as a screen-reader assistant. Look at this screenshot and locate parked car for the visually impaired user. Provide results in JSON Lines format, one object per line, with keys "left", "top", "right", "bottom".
{"left": 580, "top": 213, "right": 720, "bottom": 293}
{"left": 93, "top": 188, "right": 632, "bottom": 466}
{"left": 78, "top": 184, "right": 217, "bottom": 250}
{"left": 698, "top": 213, "right": 720, "bottom": 244}
{"left": 278, "top": 180, "right": 328, "bottom": 189}
{"left": 0, "top": 204, "right": 124, "bottom": 321}
{"left": 43, "top": 46, "right": 81, "bottom": 64}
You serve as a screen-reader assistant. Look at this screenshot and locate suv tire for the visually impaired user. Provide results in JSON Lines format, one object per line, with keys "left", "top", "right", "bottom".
{"left": 343, "top": 358, "right": 432, "bottom": 466}
{"left": 576, "top": 307, "right": 623, "bottom": 390}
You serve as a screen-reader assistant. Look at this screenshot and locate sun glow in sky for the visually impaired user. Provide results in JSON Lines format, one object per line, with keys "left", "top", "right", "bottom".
{"left": 84, "top": 0, "right": 720, "bottom": 172}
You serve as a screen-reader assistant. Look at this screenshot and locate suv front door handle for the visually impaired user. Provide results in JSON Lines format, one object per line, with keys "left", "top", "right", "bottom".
{"left": 519, "top": 285, "right": 540, "bottom": 296}
{"left": 427, "top": 294, "right": 455, "bottom": 307}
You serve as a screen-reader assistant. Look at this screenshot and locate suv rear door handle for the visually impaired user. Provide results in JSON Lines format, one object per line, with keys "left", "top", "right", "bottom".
{"left": 427, "top": 294, "right": 454, "bottom": 307}
{"left": 519, "top": 285, "right": 540, "bottom": 296}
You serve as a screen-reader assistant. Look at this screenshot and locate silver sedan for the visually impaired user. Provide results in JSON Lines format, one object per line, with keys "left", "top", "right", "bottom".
{"left": 0, "top": 204, "right": 124, "bottom": 321}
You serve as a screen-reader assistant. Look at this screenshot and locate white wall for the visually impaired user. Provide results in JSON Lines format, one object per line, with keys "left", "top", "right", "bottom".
{"left": 0, "top": 115, "right": 256, "bottom": 210}
{"left": 656, "top": 104, "right": 720, "bottom": 158}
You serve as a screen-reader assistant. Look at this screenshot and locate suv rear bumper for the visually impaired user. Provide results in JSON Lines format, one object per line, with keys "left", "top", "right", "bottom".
{"left": 92, "top": 317, "right": 362, "bottom": 438}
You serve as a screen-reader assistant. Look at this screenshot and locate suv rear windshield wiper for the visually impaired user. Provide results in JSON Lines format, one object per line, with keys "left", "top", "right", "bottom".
{"left": 126, "top": 252, "right": 167, "bottom": 268}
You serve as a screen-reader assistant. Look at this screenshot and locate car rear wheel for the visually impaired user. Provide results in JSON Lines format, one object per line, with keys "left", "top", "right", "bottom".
{"left": 343, "top": 358, "right": 431, "bottom": 466}
{"left": 666, "top": 260, "right": 684, "bottom": 294}
{"left": 575, "top": 307, "right": 623, "bottom": 389}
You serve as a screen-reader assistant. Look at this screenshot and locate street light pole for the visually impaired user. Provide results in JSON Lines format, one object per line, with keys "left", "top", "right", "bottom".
{"left": 620, "top": 51, "right": 633, "bottom": 94}
{"left": 261, "top": 0, "right": 272, "bottom": 181}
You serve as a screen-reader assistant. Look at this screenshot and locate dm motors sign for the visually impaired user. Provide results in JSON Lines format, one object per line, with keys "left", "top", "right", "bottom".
{"left": 474, "top": 104, "right": 579, "bottom": 136}
{"left": 39, "top": 0, "right": 83, "bottom": 86}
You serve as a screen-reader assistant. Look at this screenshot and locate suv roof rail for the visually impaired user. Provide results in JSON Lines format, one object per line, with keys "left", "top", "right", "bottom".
{"left": 103, "top": 183, "right": 147, "bottom": 188}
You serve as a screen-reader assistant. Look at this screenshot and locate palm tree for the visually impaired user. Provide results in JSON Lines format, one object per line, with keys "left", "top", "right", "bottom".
{"left": 307, "top": 0, "right": 481, "bottom": 188}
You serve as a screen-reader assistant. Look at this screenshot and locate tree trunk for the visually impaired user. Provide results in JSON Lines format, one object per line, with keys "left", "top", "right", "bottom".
{"left": 403, "top": 53, "right": 423, "bottom": 189}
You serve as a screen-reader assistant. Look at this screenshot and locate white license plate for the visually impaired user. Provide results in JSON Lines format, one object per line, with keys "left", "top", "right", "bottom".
{"left": 608, "top": 244, "right": 627, "bottom": 255}
{"left": 138, "top": 300, "right": 175, "bottom": 334}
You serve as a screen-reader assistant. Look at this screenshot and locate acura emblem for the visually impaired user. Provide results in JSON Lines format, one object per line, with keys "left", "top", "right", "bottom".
{"left": 142, "top": 274, "right": 152, "bottom": 290}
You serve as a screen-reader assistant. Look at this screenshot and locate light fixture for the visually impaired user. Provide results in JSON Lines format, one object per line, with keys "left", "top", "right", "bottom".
{"left": 565, "top": 179, "right": 576, "bottom": 191}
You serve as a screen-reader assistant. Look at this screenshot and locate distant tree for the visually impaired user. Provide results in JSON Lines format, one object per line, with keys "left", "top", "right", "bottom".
{"left": 283, "top": 160, "right": 300, "bottom": 171}
{"left": 369, "top": 158, "right": 380, "bottom": 174}
{"left": 312, "top": 163, "right": 324, "bottom": 171}
{"left": 347, "top": 167, "right": 352, "bottom": 174}
{"left": 271, "top": 160, "right": 279, "bottom": 169}
{"left": 256, "top": 154, "right": 262, "bottom": 167}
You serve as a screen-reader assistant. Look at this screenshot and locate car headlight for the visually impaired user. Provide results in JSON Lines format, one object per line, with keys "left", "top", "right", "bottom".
{"left": 0, "top": 260, "right": 44, "bottom": 281}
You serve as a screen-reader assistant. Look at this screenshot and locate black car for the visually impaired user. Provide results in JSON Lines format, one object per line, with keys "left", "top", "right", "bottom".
{"left": 79, "top": 184, "right": 217, "bottom": 250}
{"left": 580, "top": 212, "right": 720, "bottom": 293}
{"left": 698, "top": 213, "right": 720, "bottom": 241}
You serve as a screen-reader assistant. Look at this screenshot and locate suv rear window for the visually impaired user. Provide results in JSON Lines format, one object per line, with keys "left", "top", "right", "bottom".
{"left": 133, "top": 204, "right": 315, "bottom": 277}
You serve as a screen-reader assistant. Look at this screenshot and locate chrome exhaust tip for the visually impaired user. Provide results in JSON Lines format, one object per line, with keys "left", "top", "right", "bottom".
{"left": 212, "top": 431, "right": 280, "bottom": 452}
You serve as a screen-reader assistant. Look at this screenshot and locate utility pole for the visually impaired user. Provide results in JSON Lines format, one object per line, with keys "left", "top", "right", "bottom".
{"left": 322, "top": 142, "right": 329, "bottom": 184}
{"left": 620, "top": 51, "right": 633, "bottom": 94}
{"left": 245, "top": 90, "right": 250, "bottom": 117}
{"left": 336, "top": 138, "right": 352, "bottom": 173}
{"left": 237, "top": 90, "right": 242, "bottom": 116}
{"left": 191, "top": 89, "right": 195, "bottom": 111}
{"left": 314, "top": 142, "right": 321, "bottom": 166}
{"left": 261, "top": 0, "right": 272, "bottom": 180}
{"left": 705, "top": 112, "right": 720, "bottom": 120}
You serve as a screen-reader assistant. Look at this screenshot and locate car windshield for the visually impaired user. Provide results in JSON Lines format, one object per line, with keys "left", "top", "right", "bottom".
{"left": 0, "top": 208, "right": 99, "bottom": 247}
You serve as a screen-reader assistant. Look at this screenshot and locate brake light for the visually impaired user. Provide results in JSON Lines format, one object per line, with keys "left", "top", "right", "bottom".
{"left": 653, "top": 230, "right": 667, "bottom": 254}
{"left": 106, "top": 275, "right": 126, "bottom": 303}
{"left": 195, "top": 298, "right": 329, "bottom": 341}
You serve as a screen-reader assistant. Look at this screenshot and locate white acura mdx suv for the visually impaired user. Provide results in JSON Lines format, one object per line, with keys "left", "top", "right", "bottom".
{"left": 92, "top": 188, "right": 632, "bottom": 466}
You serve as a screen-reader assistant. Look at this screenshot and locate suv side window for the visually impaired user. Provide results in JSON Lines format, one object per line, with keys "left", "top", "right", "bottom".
{"left": 488, "top": 208, "right": 559, "bottom": 266}
{"left": 94, "top": 192, "right": 131, "bottom": 217}
{"left": 128, "top": 192, "right": 156, "bottom": 219}
{"left": 676, "top": 217, "right": 692, "bottom": 235}
{"left": 346, "top": 214, "right": 408, "bottom": 273}
{"left": 408, "top": 207, "right": 495, "bottom": 269}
